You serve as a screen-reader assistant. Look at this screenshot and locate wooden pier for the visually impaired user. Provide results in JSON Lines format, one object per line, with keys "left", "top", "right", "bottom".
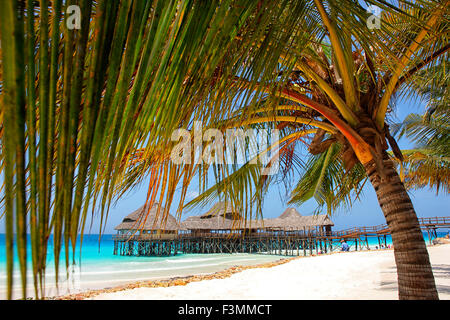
{"left": 113, "top": 234, "right": 327, "bottom": 257}
{"left": 113, "top": 216, "right": 450, "bottom": 257}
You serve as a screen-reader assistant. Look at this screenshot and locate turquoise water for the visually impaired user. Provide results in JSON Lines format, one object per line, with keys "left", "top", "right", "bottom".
{"left": 361, "top": 232, "right": 447, "bottom": 247}
{"left": 0, "top": 234, "right": 284, "bottom": 299}
{"left": 0, "top": 231, "right": 447, "bottom": 299}
{"left": 335, "top": 232, "right": 448, "bottom": 250}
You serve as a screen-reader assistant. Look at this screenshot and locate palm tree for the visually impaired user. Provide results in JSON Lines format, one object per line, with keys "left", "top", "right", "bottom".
{"left": 0, "top": 0, "right": 272, "bottom": 299}
{"left": 292, "top": 61, "right": 450, "bottom": 213}
{"left": 145, "top": 1, "right": 447, "bottom": 300}
{"left": 393, "top": 61, "right": 449, "bottom": 193}
{"left": 0, "top": 0, "right": 447, "bottom": 300}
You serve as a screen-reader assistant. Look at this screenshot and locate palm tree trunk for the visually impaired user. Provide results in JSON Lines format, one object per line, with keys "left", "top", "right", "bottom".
{"left": 364, "top": 151, "right": 438, "bottom": 299}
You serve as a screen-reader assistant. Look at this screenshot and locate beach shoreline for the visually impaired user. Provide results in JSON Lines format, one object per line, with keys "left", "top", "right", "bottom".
{"left": 52, "top": 255, "right": 299, "bottom": 300}
{"left": 38, "top": 242, "right": 448, "bottom": 300}
{"left": 77, "top": 243, "right": 450, "bottom": 300}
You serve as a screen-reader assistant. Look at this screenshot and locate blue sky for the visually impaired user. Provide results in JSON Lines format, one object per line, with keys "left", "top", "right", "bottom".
{"left": 1, "top": 96, "right": 448, "bottom": 235}
{"left": 81, "top": 96, "right": 449, "bottom": 234}
{"left": 87, "top": 173, "right": 448, "bottom": 234}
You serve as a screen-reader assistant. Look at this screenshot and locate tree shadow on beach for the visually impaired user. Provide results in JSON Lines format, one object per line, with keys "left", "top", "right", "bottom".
{"left": 430, "top": 264, "right": 450, "bottom": 279}
{"left": 377, "top": 264, "right": 450, "bottom": 296}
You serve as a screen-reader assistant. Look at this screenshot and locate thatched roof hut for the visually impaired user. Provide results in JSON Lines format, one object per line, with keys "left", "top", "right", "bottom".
{"left": 181, "top": 204, "right": 333, "bottom": 234}
{"left": 264, "top": 208, "right": 334, "bottom": 231}
{"left": 181, "top": 202, "right": 264, "bottom": 231}
{"left": 199, "top": 202, "right": 242, "bottom": 219}
{"left": 278, "top": 207, "right": 302, "bottom": 219}
{"left": 181, "top": 215, "right": 265, "bottom": 230}
{"left": 182, "top": 215, "right": 237, "bottom": 230}
{"left": 114, "top": 203, "right": 183, "bottom": 233}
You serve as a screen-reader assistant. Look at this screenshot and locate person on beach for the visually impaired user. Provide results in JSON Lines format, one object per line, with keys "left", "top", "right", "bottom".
{"left": 340, "top": 240, "right": 349, "bottom": 252}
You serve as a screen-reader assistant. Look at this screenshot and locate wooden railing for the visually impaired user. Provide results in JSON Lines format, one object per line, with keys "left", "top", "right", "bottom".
{"left": 180, "top": 232, "right": 318, "bottom": 239}
{"left": 329, "top": 224, "right": 389, "bottom": 238}
{"left": 113, "top": 234, "right": 178, "bottom": 241}
{"left": 418, "top": 216, "right": 450, "bottom": 226}
{"left": 327, "top": 216, "right": 449, "bottom": 238}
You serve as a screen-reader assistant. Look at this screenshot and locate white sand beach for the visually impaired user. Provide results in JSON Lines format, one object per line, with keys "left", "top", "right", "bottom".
{"left": 91, "top": 244, "right": 450, "bottom": 300}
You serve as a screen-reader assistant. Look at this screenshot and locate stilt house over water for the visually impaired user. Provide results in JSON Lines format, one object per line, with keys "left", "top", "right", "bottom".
{"left": 114, "top": 203, "right": 183, "bottom": 240}
{"left": 264, "top": 208, "right": 334, "bottom": 236}
{"left": 113, "top": 202, "right": 449, "bottom": 257}
{"left": 114, "top": 202, "right": 334, "bottom": 239}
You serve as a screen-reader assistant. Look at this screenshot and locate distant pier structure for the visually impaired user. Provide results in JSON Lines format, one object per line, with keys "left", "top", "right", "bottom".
{"left": 113, "top": 203, "right": 183, "bottom": 256}
{"left": 113, "top": 202, "right": 450, "bottom": 257}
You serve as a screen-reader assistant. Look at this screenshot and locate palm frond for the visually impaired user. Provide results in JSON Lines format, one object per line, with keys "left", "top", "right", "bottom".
{"left": 288, "top": 142, "right": 367, "bottom": 214}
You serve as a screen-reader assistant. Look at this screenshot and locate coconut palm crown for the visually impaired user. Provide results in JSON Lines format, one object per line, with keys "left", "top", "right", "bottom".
{"left": 0, "top": 0, "right": 448, "bottom": 300}
{"left": 140, "top": 0, "right": 448, "bottom": 300}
